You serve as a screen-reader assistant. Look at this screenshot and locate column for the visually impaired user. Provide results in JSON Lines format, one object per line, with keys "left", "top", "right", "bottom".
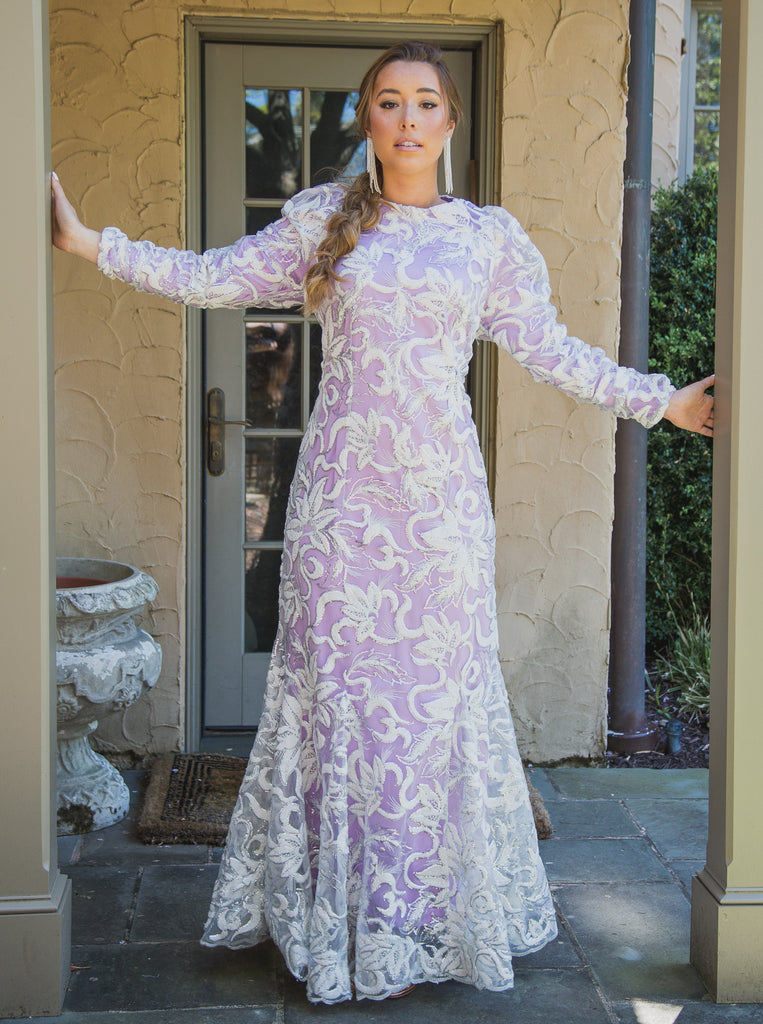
{"left": 690, "top": 0, "right": 763, "bottom": 1002}
{"left": 0, "top": 0, "right": 72, "bottom": 1016}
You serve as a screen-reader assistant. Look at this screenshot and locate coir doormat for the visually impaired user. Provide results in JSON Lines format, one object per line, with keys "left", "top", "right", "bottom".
{"left": 138, "top": 753, "right": 247, "bottom": 846}
{"left": 138, "top": 753, "right": 553, "bottom": 846}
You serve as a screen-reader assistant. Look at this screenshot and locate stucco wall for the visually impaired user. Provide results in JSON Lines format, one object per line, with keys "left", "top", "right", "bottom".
{"left": 493, "top": 4, "right": 628, "bottom": 760}
{"left": 51, "top": 0, "right": 186, "bottom": 760}
{"left": 653, "top": 0, "right": 684, "bottom": 187}
{"left": 50, "top": 0, "right": 630, "bottom": 763}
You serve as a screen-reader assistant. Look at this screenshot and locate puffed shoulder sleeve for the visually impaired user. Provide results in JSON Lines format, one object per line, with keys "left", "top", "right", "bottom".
{"left": 478, "top": 206, "right": 675, "bottom": 428}
{"left": 96, "top": 185, "right": 339, "bottom": 309}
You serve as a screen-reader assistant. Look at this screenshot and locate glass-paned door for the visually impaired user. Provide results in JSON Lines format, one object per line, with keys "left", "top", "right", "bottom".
{"left": 202, "top": 42, "right": 473, "bottom": 731}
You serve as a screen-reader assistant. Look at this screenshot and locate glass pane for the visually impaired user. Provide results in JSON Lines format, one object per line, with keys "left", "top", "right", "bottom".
{"left": 244, "top": 549, "right": 282, "bottom": 653}
{"left": 695, "top": 12, "right": 722, "bottom": 109}
{"left": 245, "top": 206, "right": 284, "bottom": 235}
{"left": 244, "top": 436, "right": 301, "bottom": 544}
{"left": 245, "top": 88, "right": 303, "bottom": 199}
{"left": 310, "top": 90, "right": 365, "bottom": 186}
{"left": 246, "top": 322, "right": 301, "bottom": 429}
{"left": 309, "top": 323, "right": 323, "bottom": 411}
{"left": 694, "top": 109, "right": 720, "bottom": 168}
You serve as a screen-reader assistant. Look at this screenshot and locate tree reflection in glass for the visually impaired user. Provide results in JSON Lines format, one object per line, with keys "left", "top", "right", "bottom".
{"left": 310, "top": 91, "right": 365, "bottom": 185}
{"left": 246, "top": 89, "right": 303, "bottom": 199}
{"left": 245, "top": 88, "right": 365, "bottom": 198}
{"left": 245, "top": 322, "right": 300, "bottom": 429}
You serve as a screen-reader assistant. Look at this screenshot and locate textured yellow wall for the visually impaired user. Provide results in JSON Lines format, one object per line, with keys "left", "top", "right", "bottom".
{"left": 493, "top": 2, "right": 628, "bottom": 761}
{"left": 50, "top": 0, "right": 630, "bottom": 762}
{"left": 653, "top": 0, "right": 684, "bottom": 187}
{"left": 51, "top": 0, "right": 186, "bottom": 760}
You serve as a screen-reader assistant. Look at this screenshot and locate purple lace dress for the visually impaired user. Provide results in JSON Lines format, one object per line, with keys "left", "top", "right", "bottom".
{"left": 98, "top": 184, "right": 674, "bottom": 1003}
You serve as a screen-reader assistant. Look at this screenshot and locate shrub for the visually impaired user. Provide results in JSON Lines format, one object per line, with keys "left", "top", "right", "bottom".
{"left": 654, "top": 601, "right": 711, "bottom": 724}
{"left": 646, "top": 166, "right": 717, "bottom": 653}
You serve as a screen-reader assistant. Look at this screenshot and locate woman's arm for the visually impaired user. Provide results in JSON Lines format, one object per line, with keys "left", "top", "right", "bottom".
{"left": 51, "top": 173, "right": 101, "bottom": 263}
{"left": 480, "top": 207, "right": 714, "bottom": 435}
{"left": 50, "top": 173, "right": 324, "bottom": 310}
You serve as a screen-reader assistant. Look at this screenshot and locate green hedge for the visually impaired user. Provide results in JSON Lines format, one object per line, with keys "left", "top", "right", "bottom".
{"left": 646, "top": 166, "right": 716, "bottom": 653}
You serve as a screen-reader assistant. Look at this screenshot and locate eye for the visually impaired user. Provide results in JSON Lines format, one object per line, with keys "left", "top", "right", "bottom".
{"left": 380, "top": 101, "right": 398, "bottom": 110}
{"left": 421, "top": 101, "right": 438, "bottom": 109}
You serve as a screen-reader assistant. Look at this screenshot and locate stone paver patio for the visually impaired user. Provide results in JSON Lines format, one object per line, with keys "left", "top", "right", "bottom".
{"left": 4, "top": 767, "right": 761, "bottom": 1024}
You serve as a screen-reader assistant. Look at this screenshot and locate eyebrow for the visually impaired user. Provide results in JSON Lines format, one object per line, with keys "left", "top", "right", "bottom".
{"left": 375, "top": 87, "right": 441, "bottom": 98}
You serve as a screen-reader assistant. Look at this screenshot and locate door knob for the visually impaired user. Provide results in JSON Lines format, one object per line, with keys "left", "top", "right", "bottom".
{"left": 206, "top": 387, "right": 251, "bottom": 476}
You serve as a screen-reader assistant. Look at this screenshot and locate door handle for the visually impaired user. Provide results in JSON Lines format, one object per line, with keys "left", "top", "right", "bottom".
{"left": 206, "top": 387, "right": 251, "bottom": 476}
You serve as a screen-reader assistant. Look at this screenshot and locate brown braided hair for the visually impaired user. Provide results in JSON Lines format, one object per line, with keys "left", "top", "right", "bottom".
{"left": 303, "top": 42, "right": 464, "bottom": 313}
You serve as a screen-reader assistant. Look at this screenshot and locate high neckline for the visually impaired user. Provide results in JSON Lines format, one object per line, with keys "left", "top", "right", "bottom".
{"left": 385, "top": 196, "right": 461, "bottom": 215}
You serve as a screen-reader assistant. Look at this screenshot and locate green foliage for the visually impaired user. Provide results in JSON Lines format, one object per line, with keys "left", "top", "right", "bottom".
{"left": 654, "top": 603, "right": 711, "bottom": 725}
{"left": 646, "top": 165, "right": 717, "bottom": 653}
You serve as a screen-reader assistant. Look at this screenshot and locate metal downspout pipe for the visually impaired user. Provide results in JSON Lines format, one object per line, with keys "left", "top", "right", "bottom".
{"left": 608, "top": 0, "right": 659, "bottom": 753}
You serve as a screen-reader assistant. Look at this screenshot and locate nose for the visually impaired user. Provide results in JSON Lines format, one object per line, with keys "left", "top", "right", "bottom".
{"left": 400, "top": 102, "right": 417, "bottom": 129}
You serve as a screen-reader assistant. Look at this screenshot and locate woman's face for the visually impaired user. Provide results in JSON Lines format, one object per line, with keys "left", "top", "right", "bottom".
{"left": 366, "top": 61, "right": 454, "bottom": 187}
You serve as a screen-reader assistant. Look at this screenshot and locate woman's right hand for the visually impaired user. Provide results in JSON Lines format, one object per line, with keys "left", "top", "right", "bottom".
{"left": 51, "top": 172, "right": 101, "bottom": 264}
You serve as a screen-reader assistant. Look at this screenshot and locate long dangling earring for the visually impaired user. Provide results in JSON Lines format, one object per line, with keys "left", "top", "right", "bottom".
{"left": 443, "top": 136, "right": 454, "bottom": 195}
{"left": 366, "top": 136, "right": 381, "bottom": 194}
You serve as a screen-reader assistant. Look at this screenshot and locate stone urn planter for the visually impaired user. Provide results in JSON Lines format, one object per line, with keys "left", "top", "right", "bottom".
{"left": 56, "top": 557, "right": 162, "bottom": 834}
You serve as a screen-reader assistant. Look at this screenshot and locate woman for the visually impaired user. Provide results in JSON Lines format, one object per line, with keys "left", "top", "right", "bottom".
{"left": 52, "top": 41, "right": 713, "bottom": 1005}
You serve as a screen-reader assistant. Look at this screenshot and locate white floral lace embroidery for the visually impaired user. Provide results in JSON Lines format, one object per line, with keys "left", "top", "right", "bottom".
{"left": 99, "top": 185, "right": 674, "bottom": 1003}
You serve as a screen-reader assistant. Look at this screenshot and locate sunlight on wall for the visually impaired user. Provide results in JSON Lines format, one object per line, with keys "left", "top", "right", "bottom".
{"left": 653, "top": 0, "right": 685, "bottom": 187}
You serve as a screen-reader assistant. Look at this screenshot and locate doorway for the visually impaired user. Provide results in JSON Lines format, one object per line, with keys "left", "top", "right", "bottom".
{"left": 192, "top": 31, "right": 495, "bottom": 748}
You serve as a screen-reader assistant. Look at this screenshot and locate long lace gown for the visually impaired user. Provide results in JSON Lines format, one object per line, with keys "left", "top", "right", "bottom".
{"left": 98, "top": 184, "right": 674, "bottom": 1003}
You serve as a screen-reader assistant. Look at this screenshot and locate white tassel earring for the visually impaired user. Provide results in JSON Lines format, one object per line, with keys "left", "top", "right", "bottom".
{"left": 443, "top": 136, "right": 454, "bottom": 195}
{"left": 366, "top": 136, "right": 381, "bottom": 194}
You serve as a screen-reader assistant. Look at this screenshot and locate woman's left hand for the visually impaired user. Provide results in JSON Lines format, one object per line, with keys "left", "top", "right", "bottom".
{"left": 662, "top": 374, "right": 715, "bottom": 436}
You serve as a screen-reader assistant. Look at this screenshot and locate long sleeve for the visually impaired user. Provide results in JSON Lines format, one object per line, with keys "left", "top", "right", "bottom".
{"left": 478, "top": 207, "right": 674, "bottom": 428}
{"left": 96, "top": 185, "right": 340, "bottom": 310}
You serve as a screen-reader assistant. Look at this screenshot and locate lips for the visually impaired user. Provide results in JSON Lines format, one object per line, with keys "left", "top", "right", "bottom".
{"left": 395, "top": 139, "right": 422, "bottom": 149}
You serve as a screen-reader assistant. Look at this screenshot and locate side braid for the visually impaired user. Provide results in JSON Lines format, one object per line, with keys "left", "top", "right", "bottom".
{"left": 303, "top": 172, "right": 384, "bottom": 313}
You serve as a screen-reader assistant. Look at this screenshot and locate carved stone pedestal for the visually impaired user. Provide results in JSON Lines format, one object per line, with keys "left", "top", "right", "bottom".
{"left": 55, "top": 558, "right": 162, "bottom": 835}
